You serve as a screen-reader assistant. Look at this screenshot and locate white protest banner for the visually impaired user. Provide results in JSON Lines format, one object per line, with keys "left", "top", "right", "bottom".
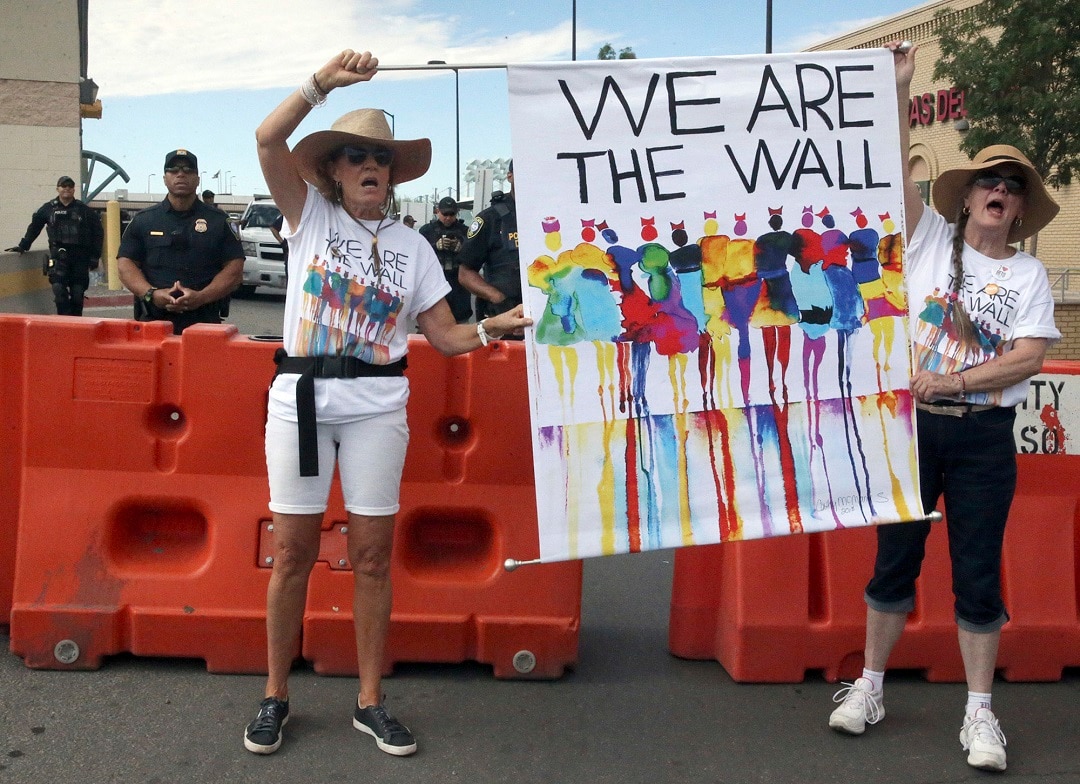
{"left": 508, "top": 50, "right": 922, "bottom": 563}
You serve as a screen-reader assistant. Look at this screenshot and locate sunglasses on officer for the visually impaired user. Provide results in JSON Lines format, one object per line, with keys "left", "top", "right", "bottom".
{"left": 972, "top": 170, "right": 1027, "bottom": 195}
{"left": 165, "top": 165, "right": 198, "bottom": 174}
{"left": 335, "top": 146, "right": 394, "bottom": 167}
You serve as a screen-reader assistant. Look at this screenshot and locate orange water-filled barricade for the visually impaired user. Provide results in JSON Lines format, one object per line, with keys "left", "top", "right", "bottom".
{"left": 669, "top": 360, "right": 1080, "bottom": 683}
{"left": 2, "top": 314, "right": 580, "bottom": 678}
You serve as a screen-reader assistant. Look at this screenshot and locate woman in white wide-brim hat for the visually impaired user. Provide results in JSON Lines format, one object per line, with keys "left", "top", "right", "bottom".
{"left": 827, "top": 43, "right": 1060, "bottom": 773}
{"left": 243, "top": 49, "right": 531, "bottom": 759}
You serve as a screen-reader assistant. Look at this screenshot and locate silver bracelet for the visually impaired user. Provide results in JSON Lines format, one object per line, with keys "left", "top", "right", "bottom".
{"left": 300, "top": 74, "right": 327, "bottom": 107}
{"left": 476, "top": 319, "right": 490, "bottom": 347}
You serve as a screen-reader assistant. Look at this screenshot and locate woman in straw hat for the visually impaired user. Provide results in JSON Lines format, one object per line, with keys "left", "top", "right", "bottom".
{"left": 243, "top": 49, "right": 531, "bottom": 758}
{"left": 828, "top": 43, "right": 1060, "bottom": 772}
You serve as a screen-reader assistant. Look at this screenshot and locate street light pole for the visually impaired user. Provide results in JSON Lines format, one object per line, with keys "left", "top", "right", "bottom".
{"left": 765, "top": 0, "right": 773, "bottom": 54}
{"left": 454, "top": 67, "right": 460, "bottom": 200}
{"left": 572, "top": 0, "right": 577, "bottom": 61}
{"left": 146, "top": 174, "right": 154, "bottom": 194}
{"left": 427, "top": 60, "right": 461, "bottom": 201}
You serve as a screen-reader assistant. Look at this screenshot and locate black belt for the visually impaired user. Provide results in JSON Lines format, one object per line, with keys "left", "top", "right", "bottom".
{"left": 273, "top": 348, "right": 407, "bottom": 476}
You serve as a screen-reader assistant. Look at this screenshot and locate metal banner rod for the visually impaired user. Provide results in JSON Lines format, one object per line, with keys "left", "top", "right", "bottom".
{"left": 377, "top": 63, "right": 508, "bottom": 72}
{"left": 503, "top": 558, "right": 542, "bottom": 572}
{"left": 503, "top": 510, "right": 943, "bottom": 570}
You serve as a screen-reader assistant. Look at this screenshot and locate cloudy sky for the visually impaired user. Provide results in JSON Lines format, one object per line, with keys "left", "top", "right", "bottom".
{"left": 83, "top": 0, "right": 927, "bottom": 203}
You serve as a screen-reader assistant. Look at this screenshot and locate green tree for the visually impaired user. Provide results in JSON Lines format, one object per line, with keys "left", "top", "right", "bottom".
{"left": 934, "top": 0, "right": 1080, "bottom": 190}
{"left": 597, "top": 43, "right": 637, "bottom": 60}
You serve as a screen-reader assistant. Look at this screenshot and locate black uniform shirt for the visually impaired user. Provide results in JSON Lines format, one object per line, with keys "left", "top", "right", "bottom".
{"left": 419, "top": 217, "right": 468, "bottom": 272}
{"left": 118, "top": 198, "right": 244, "bottom": 290}
{"left": 459, "top": 194, "right": 520, "bottom": 300}
{"left": 17, "top": 198, "right": 103, "bottom": 259}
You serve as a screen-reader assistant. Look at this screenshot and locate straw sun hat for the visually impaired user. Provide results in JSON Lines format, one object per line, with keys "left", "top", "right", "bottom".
{"left": 292, "top": 108, "right": 432, "bottom": 197}
{"left": 931, "top": 144, "right": 1059, "bottom": 243}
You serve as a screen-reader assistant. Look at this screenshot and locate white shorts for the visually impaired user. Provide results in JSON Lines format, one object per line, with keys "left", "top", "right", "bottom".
{"left": 265, "top": 408, "right": 409, "bottom": 516}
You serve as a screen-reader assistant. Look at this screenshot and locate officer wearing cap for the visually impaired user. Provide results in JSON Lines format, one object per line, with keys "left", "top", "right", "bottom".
{"left": 458, "top": 161, "right": 520, "bottom": 328}
{"left": 117, "top": 149, "right": 244, "bottom": 334}
{"left": 419, "top": 195, "right": 471, "bottom": 322}
{"left": 6, "top": 175, "right": 104, "bottom": 316}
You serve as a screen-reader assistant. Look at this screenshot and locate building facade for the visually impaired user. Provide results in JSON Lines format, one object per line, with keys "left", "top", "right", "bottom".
{"left": 0, "top": 1, "right": 84, "bottom": 251}
{"left": 810, "top": 0, "right": 1078, "bottom": 359}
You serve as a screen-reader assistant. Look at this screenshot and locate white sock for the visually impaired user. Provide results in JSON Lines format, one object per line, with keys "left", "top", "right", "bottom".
{"left": 861, "top": 668, "right": 885, "bottom": 693}
{"left": 966, "top": 691, "right": 992, "bottom": 717}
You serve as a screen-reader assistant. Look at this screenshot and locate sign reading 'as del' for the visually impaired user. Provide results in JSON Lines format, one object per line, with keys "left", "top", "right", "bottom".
{"left": 909, "top": 86, "right": 966, "bottom": 127}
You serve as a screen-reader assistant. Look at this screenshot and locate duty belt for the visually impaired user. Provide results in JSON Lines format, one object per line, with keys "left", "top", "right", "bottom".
{"left": 273, "top": 348, "right": 407, "bottom": 476}
{"left": 915, "top": 401, "right": 997, "bottom": 417}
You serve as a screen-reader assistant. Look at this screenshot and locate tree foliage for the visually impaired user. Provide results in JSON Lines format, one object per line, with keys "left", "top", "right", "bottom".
{"left": 598, "top": 43, "right": 637, "bottom": 60}
{"left": 933, "top": 0, "right": 1080, "bottom": 188}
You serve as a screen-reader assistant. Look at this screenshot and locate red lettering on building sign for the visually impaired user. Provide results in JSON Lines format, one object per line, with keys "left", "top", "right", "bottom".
{"left": 909, "top": 87, "right": 966, "bottom": 127}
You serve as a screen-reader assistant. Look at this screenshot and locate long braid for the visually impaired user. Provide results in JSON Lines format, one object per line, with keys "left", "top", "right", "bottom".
{"left": 948, "top": 207, "right": 978, "bottom": 347}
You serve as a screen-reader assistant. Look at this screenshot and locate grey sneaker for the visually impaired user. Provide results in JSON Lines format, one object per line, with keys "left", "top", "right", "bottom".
{"left": 353, "top": 701, "right": 417, "bottom": 756}
{"left": 244, "top": 697, "right": 289, "bottom": 754}
{"left": 960, "top": 707, "right": 1007, "bottom": 771}
{"left": 829, "top": 677, "right": 884, "bottom": 735}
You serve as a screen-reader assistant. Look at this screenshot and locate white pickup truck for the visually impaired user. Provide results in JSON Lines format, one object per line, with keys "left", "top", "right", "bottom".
{"left": 237, "top": 197, "right": 286, "bottom": 295}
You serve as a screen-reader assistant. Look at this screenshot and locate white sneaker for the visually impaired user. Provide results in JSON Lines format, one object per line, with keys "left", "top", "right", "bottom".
{"left": 959, "top": 707, "right": 1007, "bottom": 771}
{"left": 829, "top": 677, "right": 885, "bottom": 735}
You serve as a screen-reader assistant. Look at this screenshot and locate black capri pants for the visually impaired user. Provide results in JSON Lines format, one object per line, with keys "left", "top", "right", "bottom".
{"left": 865, "top": 405, "right": 1017, "bottom": 633}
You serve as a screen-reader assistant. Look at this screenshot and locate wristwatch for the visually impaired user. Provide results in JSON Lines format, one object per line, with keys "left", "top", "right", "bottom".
{"left": 143, "top": 287, "right": 157, "bottom": 304}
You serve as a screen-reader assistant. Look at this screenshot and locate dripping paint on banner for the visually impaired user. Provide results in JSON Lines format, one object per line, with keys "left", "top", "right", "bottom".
{"left": 507, "top": 49, "right": 922, "bottom": 562}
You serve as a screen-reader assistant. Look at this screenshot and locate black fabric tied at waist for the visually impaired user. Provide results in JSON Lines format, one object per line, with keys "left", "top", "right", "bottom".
{"left": 273, "top": 348, "right": 407, "bottom": 477}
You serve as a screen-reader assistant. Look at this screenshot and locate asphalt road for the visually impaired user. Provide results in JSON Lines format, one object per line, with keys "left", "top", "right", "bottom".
{"left": 80, "top": 285, "right": 289, "bottom": 336}
{"left": 3, "top": 549, "right": 1079, "bottom": 784}
{"left": 2, "top": 291, "right": 1079, "bottom": 783}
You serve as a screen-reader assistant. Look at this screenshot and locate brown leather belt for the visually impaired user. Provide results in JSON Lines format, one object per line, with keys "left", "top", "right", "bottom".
{"left": 915, "top": 401, "right": 997, "bottom": 417}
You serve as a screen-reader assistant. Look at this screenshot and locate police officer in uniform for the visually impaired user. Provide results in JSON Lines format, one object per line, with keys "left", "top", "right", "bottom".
{"left": 420, "top": 196, "right": 471, "bottom": 323}
{"left": 459, "top": 161, "right": 520, "bottom": 329}
{"left": 7, "top": 175, "right": 104, "bottom": 316}
{"left": 117, "top": 149, "right": 244, "bottom": 334}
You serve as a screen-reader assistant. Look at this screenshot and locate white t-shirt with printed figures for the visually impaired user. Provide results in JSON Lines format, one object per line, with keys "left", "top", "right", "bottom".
{"left": 268, "top": 184, "right": 450, "bottom": 423}
{"left": 906, "top": 207, "right": 1059, "bottom": 408}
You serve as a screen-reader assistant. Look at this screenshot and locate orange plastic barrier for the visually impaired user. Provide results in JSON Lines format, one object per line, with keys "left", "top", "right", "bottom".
{"left": 0, "top": 316, "right": 29, "bottom": 624}
{"left": 4, "top": 315, "right": 580, "bottom": 679}
{"left": 669, "top": 360, "right": 1080, "bottom": 683}
{"left": 6, "top": 315, "right": 277, "bottom": 671}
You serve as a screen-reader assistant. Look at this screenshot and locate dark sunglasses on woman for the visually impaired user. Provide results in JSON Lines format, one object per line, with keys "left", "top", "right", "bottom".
{"left": 972, "top": 171, "right": 1026, "bottom": 195}
{"left": 337, "top": 146, "right": 394, "bottom": 167}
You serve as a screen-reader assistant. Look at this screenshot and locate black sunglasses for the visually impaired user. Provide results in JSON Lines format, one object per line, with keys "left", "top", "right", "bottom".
{"left": 165, "top": 165, "right": 197, "bottom": 174}
{"left": 972, "top": 171, "right": 1026, "bottom": 195}
{"left": 337, "top": 146, "right": 394, "bottom": 167}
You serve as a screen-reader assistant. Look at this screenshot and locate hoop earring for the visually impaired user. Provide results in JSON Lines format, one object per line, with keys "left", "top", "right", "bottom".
{"left": 334, "top": 180, "right": 343, "bottom": 202}
{"left": 1014, "top": 217, "right": 1023, "bottom": 228}
{"left": 962, "top": 206, "right": 970, "bottom": 215}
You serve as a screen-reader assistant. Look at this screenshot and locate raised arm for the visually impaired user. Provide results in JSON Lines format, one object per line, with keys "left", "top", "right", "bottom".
{"left": 254, "top": 49, "right": 380, "bottom": 229}
{"left": 888, "top": 41, "right": 923, "bottom": 237}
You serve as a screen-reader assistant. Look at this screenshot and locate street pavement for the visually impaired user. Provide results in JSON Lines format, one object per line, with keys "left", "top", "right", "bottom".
{"left": 3, "top": 550, "right": 1079, "bottom": 784}
{"left": 2, "top": 292, "right": 1079, "bottom": 783}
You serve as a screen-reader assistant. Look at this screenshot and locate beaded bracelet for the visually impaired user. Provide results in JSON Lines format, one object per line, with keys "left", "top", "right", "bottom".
{"left": 300, "top": 73, "right": 327, "bottom": 107}
{"left": 953, "top": 371, "right": 967, "bottom": 400}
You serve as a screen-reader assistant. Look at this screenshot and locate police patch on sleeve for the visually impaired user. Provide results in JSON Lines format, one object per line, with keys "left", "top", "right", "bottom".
{"left": 467, "top": 216, "right": 484, "bottom": 238}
